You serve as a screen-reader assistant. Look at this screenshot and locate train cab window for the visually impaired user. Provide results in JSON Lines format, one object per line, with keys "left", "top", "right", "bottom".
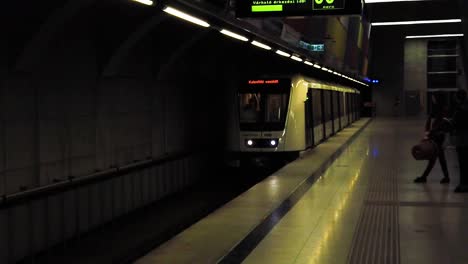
{"left": 238, "top": 91, "right": 289, "bottom": 131}
{"left": 265, "top": 94, "right": 286, "bottom": 123}
{"left": 239, "top": 94, "right": 261, "bottom": 123}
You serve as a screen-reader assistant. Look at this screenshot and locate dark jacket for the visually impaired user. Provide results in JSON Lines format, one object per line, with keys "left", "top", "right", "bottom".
{"left": 427, "top": 104, "right": 448, "bottom": 144}
{"left": 451, "top": 101, "right": 468, "bottom": 146}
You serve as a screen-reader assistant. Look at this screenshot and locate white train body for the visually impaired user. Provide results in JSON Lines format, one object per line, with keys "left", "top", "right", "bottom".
{"left": 229, "top": 74, "right": 360, "bottom": 159}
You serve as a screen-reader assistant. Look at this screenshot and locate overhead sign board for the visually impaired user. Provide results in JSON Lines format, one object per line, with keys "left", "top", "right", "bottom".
{"left": 299, "top": 41, "right": 325, "bottom": 52}
{"left": 236, "top": 0, "right": 362, "bottom": 18}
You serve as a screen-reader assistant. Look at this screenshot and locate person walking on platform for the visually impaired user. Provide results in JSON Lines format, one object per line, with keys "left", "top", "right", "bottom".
{"left": 414, "top": 93, "right": 450, "bottom": 184}
{"left": 451, "top": 89, "right": 468, "bottom": 193}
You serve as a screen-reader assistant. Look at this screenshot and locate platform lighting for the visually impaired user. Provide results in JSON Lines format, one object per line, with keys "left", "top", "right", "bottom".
{"left": 365, "top": 0, "right": 426, "bottom": 3}
{"left": 406, "top": 33, "right": 464, "bottom": 39}
{"left": 371, "top": 19, "right": 461, "bottom": 26}
{"left": 132, "top": 0, "right": 154, "bottom": 5}
{"left": 251, "top": 40, "right": 271, "bottom": 50}
{"left": 313, "top": 64, "right": 321, "bottom": 69}
{"left": 321, "top": 67, "right": 329, "bottom": 71}
{"left": 276, "top": 50, "right": 291, "bottom": 57}
{"left": 291, "top": 55, "right": 303, "bottom": 62}
{"left": 328, "top": 69, "right": 333, "bottom": 73}
{"left": 304, "top": 61, "right": 314, "bottom": 66}
{"left": 220, "top": 29, "right": 248, "bottom": 41}
{"left": 163, "top": 6, "right": 210, "bottom": 28}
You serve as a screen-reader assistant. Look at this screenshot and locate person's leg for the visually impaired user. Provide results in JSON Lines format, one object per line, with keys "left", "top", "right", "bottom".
{"left": 415, "top": 157, "right": 437, "bottom": 183}
{"left": 438, "top": 147, "right": 450, "bottom": 183}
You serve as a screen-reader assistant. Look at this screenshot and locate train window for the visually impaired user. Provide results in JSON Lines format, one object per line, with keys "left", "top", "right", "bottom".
{"left": 265, "top": 94, "right": 287, "bottom": 123}
{"left": 324, "top": 91, "right": 332, "bottom": 121}
{"left": 312, "top": 90, "right": 322, "bottom": 126}
{"left": 238, "top": 92, "right": 290, "bottom": 131}
{"left": 239, "top": 93, "right": 261, "bottom": 123}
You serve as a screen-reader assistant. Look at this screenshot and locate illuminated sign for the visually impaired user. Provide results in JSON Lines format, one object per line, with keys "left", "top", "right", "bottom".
{"left": 299, "top": 41, "right": 325, "bottom": 52}
{"left": 236, "top": 0, "right": 362, "bottom": 18}
{"left": 248, "top": 79, "right": 280, "bottom": 84}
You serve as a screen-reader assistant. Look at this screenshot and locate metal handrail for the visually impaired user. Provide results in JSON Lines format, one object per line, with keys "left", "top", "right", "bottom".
{"left": 0, "top": 151, "right": 194, "bottom": 209}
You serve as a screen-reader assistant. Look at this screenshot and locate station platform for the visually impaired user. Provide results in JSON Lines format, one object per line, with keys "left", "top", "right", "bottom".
{"left": 135, "top": 118, "right": 468, "bottom": 264}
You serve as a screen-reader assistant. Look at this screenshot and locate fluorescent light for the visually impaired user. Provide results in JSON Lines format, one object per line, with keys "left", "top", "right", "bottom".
{"left": 372, "top": 19, "right": 461, "bottom": 26}
{"left": 220, "top": 29, "right": 248, "bottom": 41}
{"left": 304, "top": 61, "right": 314, "bottom": 66}
{"left": 132, "top": 0, "right": 153, "bottom": 5}
{"left": 163, "top": 6, "right": 210, "bottom": 28}
{"left": 328, "top": 69, "right": 333, "bottom": 73}
{"left": 291, "top": 55, "right": 302, "bottom": 62}
{"left": 365, "top": 0, "right": 426, "bottom": 3}
{"left": 313, "top": 64, "right": 321, "bottom": 69}
{"left": 406, "top": 33, "right": 464, "bottom": 39}
{"left": 251, "top": 41, "right": 271, "bottom": 50}
{"left": 276, "top": 50, "right": 291, "bottom": 57}
{"left": 321, "top": 67, "right": 329, "bottom": 71}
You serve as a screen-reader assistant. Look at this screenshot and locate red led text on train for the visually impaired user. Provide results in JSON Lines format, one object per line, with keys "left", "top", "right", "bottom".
{"left": 248, "top": 79, "right": 279, "bottom": 85}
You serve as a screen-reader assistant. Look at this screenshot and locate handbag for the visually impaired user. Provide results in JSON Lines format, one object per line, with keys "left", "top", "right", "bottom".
{"left": 411, "top": 139, "right": 438, "bottom": 160}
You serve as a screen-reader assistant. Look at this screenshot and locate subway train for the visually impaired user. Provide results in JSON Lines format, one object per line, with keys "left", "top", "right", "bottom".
{"left": 228, "top": 74, "right": 361, "bottom": 166}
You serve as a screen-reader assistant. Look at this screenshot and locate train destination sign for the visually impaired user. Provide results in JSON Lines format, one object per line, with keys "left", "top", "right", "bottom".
{"left": 236, "top": 0, "right": 362, "bottom": 18}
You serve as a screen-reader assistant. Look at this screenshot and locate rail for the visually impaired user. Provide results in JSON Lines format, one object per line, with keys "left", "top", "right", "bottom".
{"left": 0, "top": 151, "right": 193, "bottom": 209}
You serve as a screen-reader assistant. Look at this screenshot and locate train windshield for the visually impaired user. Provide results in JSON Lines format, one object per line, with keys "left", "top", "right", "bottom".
{"left": 239, "top": 91, "right": 290, "bottom": 131}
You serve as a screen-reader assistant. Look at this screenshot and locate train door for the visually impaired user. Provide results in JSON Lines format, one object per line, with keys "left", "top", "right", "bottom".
{"left": 347, "top": 93, "right": 352, "bottom": 124}
{"left": 324, "top": 90, "right": 333, "bottom": 138}
{"left": 312, "top": 89, "right": 323, "bottom": 145}
{"left": 342, "top": 92, "right": 348, "bottom": 127}
{"left": 304, "top": 89, "right": 314, "bottom": 148}
{"left": 330, "top": 91, "right": 335, "bottom": 135}
{"left": 332, "top": 91, "right": 340, "bottom": 134}
{"left": 337, "top": 91, "right": 342, "bottom": 131}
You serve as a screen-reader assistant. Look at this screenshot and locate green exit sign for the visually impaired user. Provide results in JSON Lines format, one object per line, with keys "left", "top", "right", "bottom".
{"left": 236, "top": 0, "right": 361, "bottom": 18}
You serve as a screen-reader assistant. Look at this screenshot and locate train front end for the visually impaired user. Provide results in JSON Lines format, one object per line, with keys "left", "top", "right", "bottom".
{"left": 237, "top": 78, "right": 291, "bottom": 157}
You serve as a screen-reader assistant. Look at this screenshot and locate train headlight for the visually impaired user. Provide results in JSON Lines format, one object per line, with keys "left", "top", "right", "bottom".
{"left": 247, "top": 140, "right": 254, "bottom": 146}
{"left": 270, "top": 140, "right": 277, "bottom": 146}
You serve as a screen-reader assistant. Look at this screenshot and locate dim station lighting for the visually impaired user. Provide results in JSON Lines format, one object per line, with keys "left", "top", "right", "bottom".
{"left": 251, "top": 40, "right": 272, "bottom": 50}
{"left": 163, "top": 6, "right": 210, "bottom": 27}
{"left": 406, "top": 33, "right": 464, "bottom": 39}
{"left": 276, "top": 50, "right": 291, "bottom": 57}
{"left": 365, "top": 0, "right": 427, "bottom": 3}
{"left": 220, "top": 29, "right": 249, "bottom": 41}
{"left": 371, "top": 19, "right": 461, "bottom": 26}
{"left": 132, "top": 0, "right": 154, "bottom": 5}
{"left": 291, "top": 55, "right": 303, "bottom": 62}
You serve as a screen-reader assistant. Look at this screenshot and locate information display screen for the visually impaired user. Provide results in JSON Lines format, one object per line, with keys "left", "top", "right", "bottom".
{"left": 236, "top": 0, "right": 362, "bottom": 18}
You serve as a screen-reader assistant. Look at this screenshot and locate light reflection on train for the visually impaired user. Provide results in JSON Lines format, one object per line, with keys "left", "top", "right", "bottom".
{"left": 228, "top": 74, "right": 361, "bottom": 166}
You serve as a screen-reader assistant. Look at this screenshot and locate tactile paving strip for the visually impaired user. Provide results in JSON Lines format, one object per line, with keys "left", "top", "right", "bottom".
{"left": 347, "top": 165, "right": 400, "bottom": 264}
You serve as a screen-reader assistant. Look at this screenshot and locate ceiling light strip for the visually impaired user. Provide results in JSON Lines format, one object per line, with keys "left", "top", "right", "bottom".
{"left": 291, "top": 55, "right": 302, "bottom": 62}
{"left": 251, "top": 40, "right": 271, "bottom": 50}
{"left": 276, "top": 50, "right": 291, "bottom": 57}
{"left": 406, "top": 33, "right": 464, "bottom": 39}
{"left": 365, "top": 0, "right": 427, "bottom": 3}
{"left": 220, "top": 29, "right": 249, "bottom": 41}
{"left": 372, "top": 19, "right": 461, "bottom": 26}
{"left": 132, "top": 0, "right": 154, "bottom": 5}
{"left": 163, "top": 6, "right": 210, "bottom": 27}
